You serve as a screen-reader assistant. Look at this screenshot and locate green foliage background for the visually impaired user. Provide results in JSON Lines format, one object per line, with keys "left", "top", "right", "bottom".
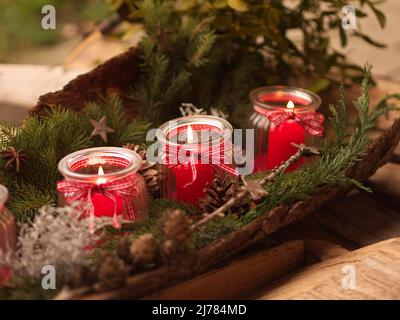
{"left": 119, "top": 0, "right": 388, "bottom": 126}
{"left": 0, "top": 0, "right": 109, "bottom": 61}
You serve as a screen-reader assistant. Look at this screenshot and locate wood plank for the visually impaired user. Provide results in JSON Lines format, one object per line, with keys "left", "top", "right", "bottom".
{"left": 251, "top": 237, "right": 400, "bottom": 300}
{"left": 370, "top": 130, "right": 400, "bottom": 163}
{"left": 303, "top": 239, "right": 349, "bottom": 261}
{"left": 314, "top": 191, "right": 400, "bottom": 247}
{"left": 368, "top": 162, "right": 400, "bottom": 206}
{"left": 271, "top": 216, "right": 359, "bottom": 252}
{"left": 143, "top": 240, "right": 304, "bottom": 300}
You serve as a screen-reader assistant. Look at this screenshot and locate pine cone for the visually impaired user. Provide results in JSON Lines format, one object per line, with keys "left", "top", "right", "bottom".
{"left": 71, "top": 265, "right": 96, "bottom": 288}
{"left": 199, "top": 175, "right": 249, "bottom": 215}
{"left": 123, "top": 144, "right": 159, "bottom": 194}
{"left": 160, "top": 209, "right": 191, "bottom": 245}
{"left": 97, "top": 253, "right": 129, "bottom": 290}
{"left": 160, "top": 239, "right": 180, "bottom": 263}
{"left": 130, "top": 234, "right": 159, "bottom": 266}
{"left": 116, "top": 238, "right": 133, "bottom": 264}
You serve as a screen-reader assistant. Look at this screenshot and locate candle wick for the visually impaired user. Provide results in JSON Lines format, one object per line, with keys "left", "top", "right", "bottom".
{"left": 287, "top": 100, "right": 295, "bottom": 109}
{"left": 96, "top": 166, "right": 107, "bottom": 185}
{"left": 187, "top": 125, "right": 195, "bottom": 143}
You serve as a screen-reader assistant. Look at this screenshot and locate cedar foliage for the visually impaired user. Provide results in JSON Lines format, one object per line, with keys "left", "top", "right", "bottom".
{"left": 0, "top": 96, "right": 151, "bottom": 223}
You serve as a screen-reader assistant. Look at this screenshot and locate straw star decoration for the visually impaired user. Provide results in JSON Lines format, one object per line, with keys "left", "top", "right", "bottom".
{"left": 242, "top": 177, "right": 268, "bottom": 201}
{"left": 90, "top": 116, "right": 114, "bottom": 143}
{"left": 291, "top": 143, "right": 322, "bottom": 157}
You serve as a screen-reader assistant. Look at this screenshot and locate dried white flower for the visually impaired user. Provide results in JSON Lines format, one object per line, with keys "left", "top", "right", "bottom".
{"left": 180, "top": 103, "right": 229, "bottom": 120}
{"left": 180, "top": 103, "right": 206, "bottom": 116}
{"left": 3, "top": 203, "right": 110, "bottom": 281}
{"left": 210, "top": 107, "right": 228, "bottom": 120}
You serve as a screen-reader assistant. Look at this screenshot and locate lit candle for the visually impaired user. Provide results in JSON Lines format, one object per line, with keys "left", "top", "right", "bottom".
{"left": 90, "top": 165, "right": 124, "bottom": 218}
{"left": 57, "top": 147, "right": 148, "bottom": 229}
{"left": 0, "top": 184, "right": 16, "bottom": 284}
{"left": 249, "top": 86, "right": 324, "bottom": 172}
{"left": 158, "top": 115, "right": 237, "bottom": 204}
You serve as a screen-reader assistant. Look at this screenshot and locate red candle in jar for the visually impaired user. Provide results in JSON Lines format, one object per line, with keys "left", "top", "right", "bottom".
{"left": 87, "top": 166, "right": 125, "bottom": 217}
{"left": 0, "top": 185, "right": 16, "bottom": 285}
{"left": 249, "top": 87, "right": 324, "bottom": 172}
{"left": 158, "top": 116, "right": 236, "bottom": 204}
{"left": 57, "top": 147, "right": 149, "bottom": 229}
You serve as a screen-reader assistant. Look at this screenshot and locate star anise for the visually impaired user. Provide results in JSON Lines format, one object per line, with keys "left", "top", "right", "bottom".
{"left": 0, "top": 147, "right": 28, "bottom": 173}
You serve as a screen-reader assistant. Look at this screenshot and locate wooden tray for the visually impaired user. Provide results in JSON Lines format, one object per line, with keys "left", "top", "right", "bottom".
{"left": 32, "top": 49, "right": 400, "bottom": 299}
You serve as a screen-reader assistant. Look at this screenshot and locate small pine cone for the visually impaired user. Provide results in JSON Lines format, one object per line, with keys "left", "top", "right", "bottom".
{"left": 160, "top": 239, "right": 180, "bottom": 263}
{"left": 123, "top": 143, "right": 159, "bottom": 194}
{"left": 116, "top": 238, "right": 133, "bottom": 264}
{"left": 199, "top": 175, "right": 250, "bottom": 216}
{"left": 97, "top": 253, "right": 129, "bottom": 290}
{"left": 139, "top": 162, "right": 159, "bottom": 194}
{"left": 130, "top": 234, "right": 159, "bottom": 266}
{"left": 123, "top": 143, "right": 143, "bottom": 156}
{"left": 160, "top": 209, "right": 191, "bottom": 245}
{"left": 71, "top": 265, "right": 96, "bottom": 288}
{"left": 199, "top": 176, "right": 237, "bottom": 213}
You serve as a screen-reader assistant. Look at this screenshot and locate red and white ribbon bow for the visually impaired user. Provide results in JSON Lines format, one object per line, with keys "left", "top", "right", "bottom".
{"left": 57, "top": 175, "right": 140, "bottom": 233}
{"left": 255, "top": 106, "right": 324, "bottom": 136}
{"left": 162, "top": 143, "right": 238, "bottom": 188}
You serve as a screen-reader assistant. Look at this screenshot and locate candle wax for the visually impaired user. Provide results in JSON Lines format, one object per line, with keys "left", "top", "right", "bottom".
{"left": 257, "top": 93, "right": 309, "bottom": 172}
{"left": 171, "top": 163, "right": 216, "bottom": 204}
{"left": 266, "top": 120, "right": 305, "bottom": 171}
{"left": 75, "top": 165, "right": 126, "bottom": 218}
{"left": 91, "top": 192, "right": 125, "bottom": 218}
{"left": 254, "top": 127, "right": 269, "bottom": 172}
{"left": 0, "top": 207, "right": 15, "bottom": 285}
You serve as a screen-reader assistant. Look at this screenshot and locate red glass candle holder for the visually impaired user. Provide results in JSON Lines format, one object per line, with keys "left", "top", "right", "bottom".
{"left": 57, "top": 147, "right": 148, "bottom": 229}
{"left": 158, "top": 115, "right": 237, "bottom": 204}
{"left": 0, "top": 185, "right": 16, "bottom": 284}
{"left": 249, "top": 86, "right": 324, "bottom": 172}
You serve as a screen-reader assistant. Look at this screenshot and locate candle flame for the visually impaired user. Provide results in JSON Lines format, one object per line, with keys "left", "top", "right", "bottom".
{"left": 287, "top": 100, "right": 295, "bottom": 109}
{"left": 187, "top": 124, "right": 195, "bottom": 143}
{"left": 96, "top": 166, "right": 107, "bottom": 185}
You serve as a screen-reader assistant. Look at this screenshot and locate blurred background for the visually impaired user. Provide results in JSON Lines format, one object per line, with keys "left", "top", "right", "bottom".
{"left": 0, "top": 0, "right": 108, "bottom": 64}
{"left": 1, "top": 0, "right": 400, "bottom": 124}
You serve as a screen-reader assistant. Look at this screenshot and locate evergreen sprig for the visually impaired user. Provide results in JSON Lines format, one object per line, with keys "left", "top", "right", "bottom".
{"left": 112, "top": 0, "right": 388, "bottom": 126}
{"left": 0, "top": 96, "right": 151, "bottom": 223}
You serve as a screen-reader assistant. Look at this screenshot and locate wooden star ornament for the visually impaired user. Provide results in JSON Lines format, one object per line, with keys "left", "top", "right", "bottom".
{"left": 90, "top": 116, "right": 114, "bottom": 143}
{"left": 291, "top": 143, "right": 321, "bottom": 157}
{"left": 242, "top": 177, "right": 268, "bottom": 201}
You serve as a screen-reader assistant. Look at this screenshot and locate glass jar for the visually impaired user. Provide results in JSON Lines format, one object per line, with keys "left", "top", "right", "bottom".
{"left": 57, "top": 147, "right": 148, "bottom": 229}
{"left": 249, "top": 86, "right": 323, "bottom": 172}
{"left": 157, "top": 115, "right": 237, "bottom": 204}
{"left": 0, "top": 184, "right": 16, "bottom": 283}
